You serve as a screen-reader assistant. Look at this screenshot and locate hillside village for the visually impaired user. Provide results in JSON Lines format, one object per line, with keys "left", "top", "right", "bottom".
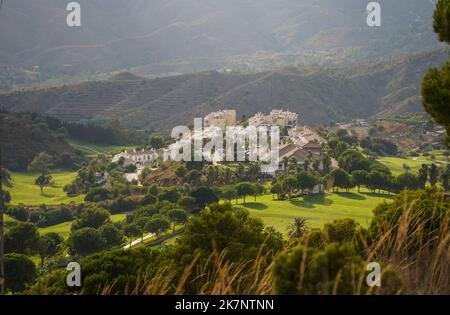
{"left": 113, "top": 109, "right": 330, "bottom": 184}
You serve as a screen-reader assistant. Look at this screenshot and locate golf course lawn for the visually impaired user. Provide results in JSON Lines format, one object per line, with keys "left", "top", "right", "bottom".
{"left": 378, "top": 154, "right": 448, "bottom": 175}
{"left": 4, "top": 214, "right": 18, "bottom": 232}
{"left": 234, "top": 190, "right": 394, "bottom": 234}
{"left": 6, "top": 171, "right": 84, "bottom": 205}
{"left": 39, "top": 221, "right": 73, "bottom": 239}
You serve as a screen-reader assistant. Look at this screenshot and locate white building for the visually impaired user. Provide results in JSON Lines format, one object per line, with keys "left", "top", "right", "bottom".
{"left": 204, "top": 109, "right": 237, "bottom": 129}
{"left": 112, "top": 148, "right": 159, "bottom": 166}
{"left": 289, "top": 126, "right": 325, "bottom": 147}
{"left": 249, "top": 109, "right": 298, "bottom": 129}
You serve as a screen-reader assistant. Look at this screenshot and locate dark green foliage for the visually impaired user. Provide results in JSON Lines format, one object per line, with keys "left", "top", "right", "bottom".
{"left": 85, "top": 187, "right": 115, "bottom": 202}
{"left": 429, "top": 163, "right": 439, "bottom": 186}
{"left": 272, "top": 243, "right": 364, "bottom": 295}
{"left": 330, "top": 168, "right": 352, "bottom": 192}
{"left": 34, "top": 174, "right": 52, "bottom": 194}
{"left": 433, "top": 0, "right": 450, "bottom": 43}
{"left": 394, "top": 172, "right": 420, "bottom": 192}
{"left": 422, "top": 0, "right": 450, "bottom": 144}
{"left": 168, "top": 209, "right": 188, "bottom": 232}
{"left": 99, "top": 224, "right": 124, "bottom": 248}
{"left": 6, "top": 205, "right": 29, "bottom": 221}
{"left": 71, "top": 206, "right": 111, "bottom": 231}
{"left": 4, "top": 253, "right": 36, "bottom": 292}
{"left": 68, "top": 228, "right": 106, "bottom": 256}
{"left": 144, "top": 217, "right": 170, "bottom": 238}
{"left": 0, "top": 112, "right": 85, "bottom": 171}
{"left": 351, "top": 170, "right": 368, "bottom": 192}
{"left": 159, "top": 188, "right": 181, "bottom": 204}
{"left": 141, "top": 193, "right": 158, "bottom": 206}
{"left": 189, "top": 187, "right": 219, "bottom": 208}
{"left": 338, "top": 150, "right": 372, "bottom": 173}
{"left": 236, "top": 182, "right": 256, "bottom": 203}
{"left": 369, "top": 187, "right": 450, "bottom": 250}
{"left": 124, "top": 224, "right": 141, "bottom": 245}
{"left": 149, "top": 135, "right": 165, "bottom": 149}
{"left": 177, "top": 196, "right": 198, "bottom": 212}
{"left": 29, "top": 204, "right": 75, "bottom": 227}
{"left": 5, "top": 222, "right": 40, "bottom": 254}
{"left": 323, "top": 219, "right": 360, "bottom": 245}
{"left": 296, "top": 171, "right": 319, "bottom": 193}
{"left": 287, "top": 218, "right": 309, "bottom": 239}
{"left": 360, "top": 137, "right": 398, "bottom": 156}
{"left": 172, "top": 203, "right": 284, "bottom": 267}
{"left": 107, "top": 195, "right": 139, "bottom": 214}
{"left": 78, "top": 248, "right": 163, "bottom": 295}
{"left": 37, "top": 233, "right": 64, "bottom": 266}
{"left": 418, "top": 164, "right": 429, "bottom": 188}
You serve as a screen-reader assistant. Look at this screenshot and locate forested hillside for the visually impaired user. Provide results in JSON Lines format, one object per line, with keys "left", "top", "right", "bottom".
{"left": 0, "top": 112, "right": 84, "bottom": 171}
{"left": 0, "top": 111, "right": 145, "bottom": 170}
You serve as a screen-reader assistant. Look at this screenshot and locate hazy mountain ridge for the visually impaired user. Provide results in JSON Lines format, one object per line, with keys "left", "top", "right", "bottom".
{"left": 0, "top": 0, "right": 442, "bottom": 84}
{"left": 1, "top": 49, "right": 447, "bottom": 132}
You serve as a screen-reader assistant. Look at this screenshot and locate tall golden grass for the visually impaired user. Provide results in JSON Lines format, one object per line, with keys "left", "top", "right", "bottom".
{"left": 95, "top": 191, "right": 449, "bottom": 295}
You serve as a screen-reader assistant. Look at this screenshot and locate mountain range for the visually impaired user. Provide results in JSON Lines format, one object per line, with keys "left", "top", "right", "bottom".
{"left": 1, "top": 49, "right": 447, "bottom": 132}
{"left": 0, "top": 0, "right": 443, "bottom": 85}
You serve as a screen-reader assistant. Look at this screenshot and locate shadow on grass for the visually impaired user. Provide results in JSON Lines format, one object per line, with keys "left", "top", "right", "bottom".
{"left": 334, "top": 192, "right": 366, "bottom": 200}
{"left": 361, "top": 192, "right": 395, "bottom": 199}
{"left": 41, "top": 192, "right": 56, "bottom": 198}
{"left": 289, "top": 194, "right": 333, "bottom": 208}
{"left": 242, "top": 202, "right": 269, "bottom": 210}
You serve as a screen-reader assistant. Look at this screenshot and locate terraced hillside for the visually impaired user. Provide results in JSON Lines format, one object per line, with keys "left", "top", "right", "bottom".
{"left": 0, "top": 49, "right": 448, "bottom": 132}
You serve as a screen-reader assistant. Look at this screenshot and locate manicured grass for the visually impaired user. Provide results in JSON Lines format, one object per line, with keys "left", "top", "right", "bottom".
{"left": 6, "top": 171, "right": 84, "bottom": 206}
{"left": 378, "top": 155, "right": 448, "bottom": 175}
{"left": 234, "top": 190, "right": 393, "bottom": 235}
{"left": 67, "top": 138, "right": 135, "bottom": 157}
{"left": 111, "top": 213, "right": 129, "bottom": 222}
{"left": 4, "top": 214, "right": 18, "bottom": 232}
{"left": 39, "top": 221, "right": 73, "bottom": 239}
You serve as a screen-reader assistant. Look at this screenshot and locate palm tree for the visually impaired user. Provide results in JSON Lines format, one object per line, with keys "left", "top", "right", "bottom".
{"left": 288, "top": 218, "right": 309, "bottom": 239}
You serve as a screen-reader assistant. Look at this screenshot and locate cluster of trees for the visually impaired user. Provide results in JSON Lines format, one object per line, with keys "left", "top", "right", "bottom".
{"left": 28, "top": 203, "right": 284, "bottom": 294}
{"left": 329, "top": 128, "right": 398, "bottom": 158}
{"left": 63, "top": 155, "right": 114, "bottom": 195}
{"left": 4, "top": 222, "right": 64, "bottom": 291}
{"left": 360, "top": 137, "right": 398, "bottom": 156}
{"left": 273, "top": 187, "right": 449, "bottom": 294}
{"left": 67, "top": 205, "right": 124, "bottom": 256}
{"left": 173, "top": 162, "right": 264, "bottom": 187}
{"left": 43, "top": 115, "right": 145, "bottom": 146}
{"left": 270, "top": 172, "right": 320, "bottom": 200}
{"left": 6, "top": 204, "right": 76, "bottom": 227}
{"left": 219, "top": 182, "right": 265, "bottom": 204}
{"left": 422, "top": 0, "right": 450, "bottom": 145}
{"left": 0, "top": 111, "right": 85, "bottom": 171}
{"left": 328, "top": 163, "right": 449, "bottom": 194}
{"left": 27, "top": 185, "right": 450, "bottom": 295}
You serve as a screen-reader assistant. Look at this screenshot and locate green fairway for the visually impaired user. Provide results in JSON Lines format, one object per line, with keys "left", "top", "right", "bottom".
{"left": 4, "top": 214, "right": 18, "bottom": 232}
{"left": 6, "top": 171, "right": 84, "bottom": 205}
{"left": 234, "top": 190, "right": 393, "bottom": 235}
{"left": 378, "top": 155, "right": 448, "bottom": 175}
{"left": 39, "top": 221, "right": 73, "bottom": 239}
{"left": 68, "top": 138, "right": 134, "bottom": 157}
